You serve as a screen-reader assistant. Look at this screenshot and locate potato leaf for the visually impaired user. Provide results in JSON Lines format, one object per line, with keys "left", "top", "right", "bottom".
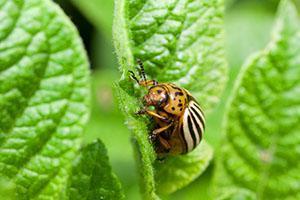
{"left": 0, "top": 0, "right": 90, "bottom": 198}
{"left": 71, "top": 0, "right": 114, "bottom": 36}
{"left": 154, "top": 141, "right": 213, "bottom": 195}
{"left": 67, "top": 139, "right": 124, "bottom": 200}
{"left": 113, "top": 0, "right": 227, "bottom": 199}
{"left": 215, "top": 0, "right": 300, "bottom": 199}
{"left": 0, "top": 176, "right": 15, "bottom": 200}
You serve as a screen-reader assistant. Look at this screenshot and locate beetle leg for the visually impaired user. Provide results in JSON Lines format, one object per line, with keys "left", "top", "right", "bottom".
{"left": 152, "top": 123, "right": 173, "bottom": 135}
{"left": 149, "top": 132, "right": 171, "bottom": 153}
{"left": 137, "top": 109, "right": 171, "bottom": 123}
{"left": 157, "top": 135, "right": 171, "bottom": 151}
{"left": 170, "top": 120, "right": 179, "bottom": 136}
{"left": 149, "top": 123, "right": 173, "bottom": 143}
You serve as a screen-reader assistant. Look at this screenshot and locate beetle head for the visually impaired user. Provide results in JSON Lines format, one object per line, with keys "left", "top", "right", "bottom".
{"left": 144, "top": 86, "right": 168, "bottom": 107}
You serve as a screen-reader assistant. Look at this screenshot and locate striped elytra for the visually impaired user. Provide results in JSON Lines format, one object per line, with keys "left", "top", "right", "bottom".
{"left": 182, "top": 100, "right": 205, "bottom": 153}
{"left": 129, "top": 60, "right": 205, "bottom": 158}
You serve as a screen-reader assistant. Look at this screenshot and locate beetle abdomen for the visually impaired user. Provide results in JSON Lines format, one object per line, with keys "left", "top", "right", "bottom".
{"left": 181, "top": 100, "right": 205, "bottom": 152}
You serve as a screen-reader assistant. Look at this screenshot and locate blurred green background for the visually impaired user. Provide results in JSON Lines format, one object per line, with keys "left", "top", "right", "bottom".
{"left": 53, "top": 0, "right": 299, "bottom": 199}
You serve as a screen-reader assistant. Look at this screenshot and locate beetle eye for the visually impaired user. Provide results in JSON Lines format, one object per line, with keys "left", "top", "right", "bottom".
{"left": 157, "top": 90, "right": 162, "bottom": 94}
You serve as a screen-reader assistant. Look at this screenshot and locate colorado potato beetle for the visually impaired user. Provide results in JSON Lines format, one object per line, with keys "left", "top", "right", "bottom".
{"left": 129, "top": 60, "right": 205, "bottom": 158}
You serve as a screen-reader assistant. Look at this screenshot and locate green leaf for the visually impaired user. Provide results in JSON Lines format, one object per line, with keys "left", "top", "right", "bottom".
{"left": 67, "top": 139, "right": 124, "bottom": 200}
{"left": 0, "top": 176, "right": 16, "bottom": 200}
{"left": 215, "top": 0, "right": 300, "bottom": 199}
{"left": 71, "top": 0, "right": 114, "bottom": 36}
{"left": 115, "top": 0, "right": 227, "bottom": 111}
{"left": 0, "top": 0, "right": 90, "bottom": 199}
{"left": 154, "top": 140, "right": 213, "bottom": 195}
{"left": 114, "top": 85, "right": 157, "bottom": 199}
{"left": 84, "top": 70, "right": 138, "bottom": 198}
{"left": 216, "top": 188, "right": 256, "bottom": 200}
{"left": 113, "top": 0, "right": 227, "bottom": 198}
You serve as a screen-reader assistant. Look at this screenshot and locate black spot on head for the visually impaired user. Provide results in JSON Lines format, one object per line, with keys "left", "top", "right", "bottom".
{"left": 175, "top": 92, "right": 184, "bottom": 96}
{"left": 180, "top": 108, "right": 183, "bottom": 111}
{"left": 178, "top": 103, "right": 183, "bottom": 107}
{"left": 179, "top": 99, "right": 182, "bottom": 102}
{"left": 171, "top": 107, "right": 175, "bottom": 111}
{"left": 173, "top": 98, "right": 176, "bottom": 100}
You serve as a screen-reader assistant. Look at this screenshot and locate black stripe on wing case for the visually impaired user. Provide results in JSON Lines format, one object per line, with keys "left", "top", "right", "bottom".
{"left": 193, "top": 102, "right": 205, "bottom": 117}
{"left": 190, "top": 106, "right": 205, "bottom": 130}
{"left": 180, "top": 124, "right": 188, "bottom": 153}
{"left": 189, "top": 108, "right": 202, "bottom": 142}
{"left": 187, "top": 115, "right": 197, "bottom": 149}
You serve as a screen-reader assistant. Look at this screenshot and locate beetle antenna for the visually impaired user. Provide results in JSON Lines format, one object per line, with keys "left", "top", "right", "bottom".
{"left": 137, "top": 59, "right": 147, "bottom": 81}
{"left": 129, "top": 70, "right": 139, "bottom": 84}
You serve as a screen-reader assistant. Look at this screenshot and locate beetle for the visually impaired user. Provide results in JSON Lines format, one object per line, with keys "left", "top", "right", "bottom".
{"left": 129, "top": 60, "right": 205, "bottom": 158}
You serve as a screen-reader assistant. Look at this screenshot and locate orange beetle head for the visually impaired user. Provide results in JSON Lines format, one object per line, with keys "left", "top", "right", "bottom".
{"left": 144, "top": 86, "right": 168, "bottom": 107}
